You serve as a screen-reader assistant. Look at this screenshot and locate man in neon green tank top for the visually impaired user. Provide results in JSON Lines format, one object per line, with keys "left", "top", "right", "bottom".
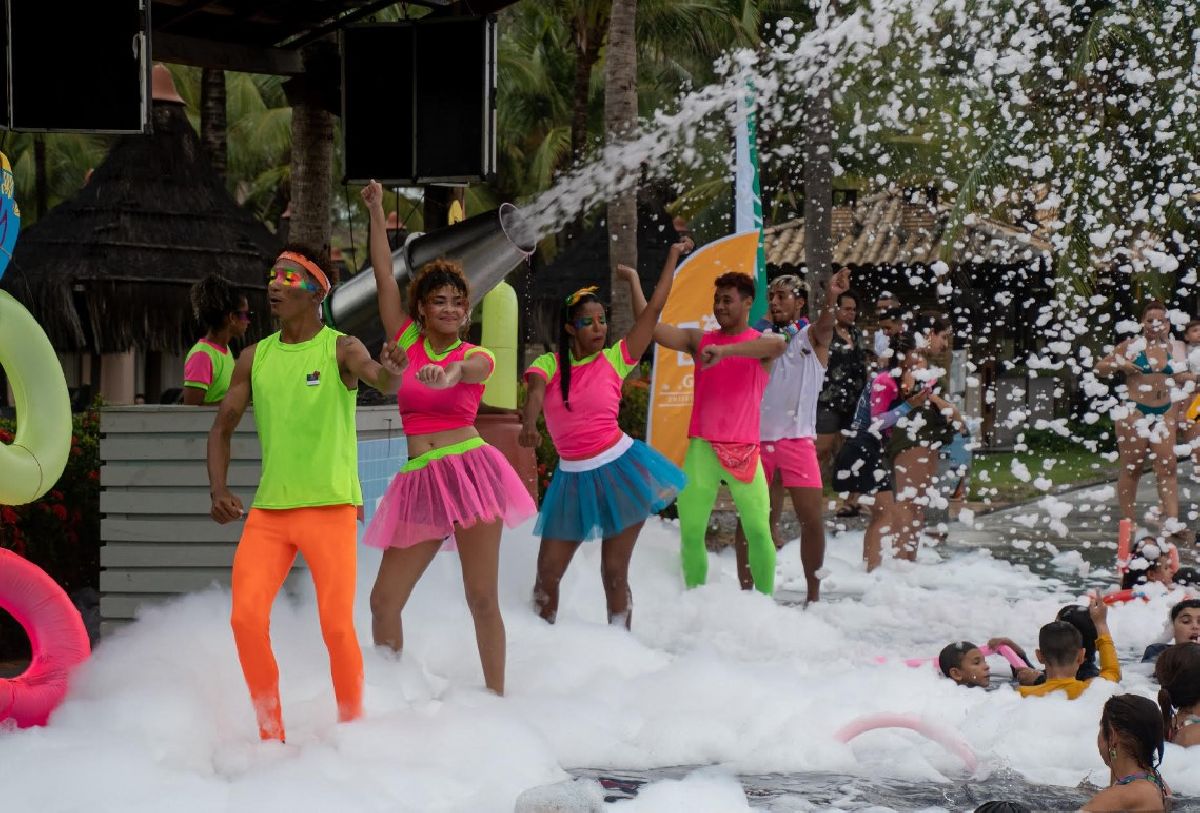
{"left": 207, "top": 243, "right": 407, "bottom": 742}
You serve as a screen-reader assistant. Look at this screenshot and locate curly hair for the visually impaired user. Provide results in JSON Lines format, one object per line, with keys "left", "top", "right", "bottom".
{"left": 408, "top": 258, "right": 470, "bottom": 324}
{"left": 189, "top": 274, "right": 243, "bottom": 332}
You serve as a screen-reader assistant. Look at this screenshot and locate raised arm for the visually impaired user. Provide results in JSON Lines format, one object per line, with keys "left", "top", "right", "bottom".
{"left": 622, "top": 237, "right": 692, "bottom": 360}
{"left": 208, "top": 346, "right": 255, "bottom": 523}
{"left": 361, "top": 180, "right": 407, "bottom": 340}
{"left": 616, "top": 264, "right": 648, "bottom": 321}
{"left": 654, "top": 324, "right": 703, "bottom": 356}
{"left": 810, "top": 267, "right": 850, "bottom": 359}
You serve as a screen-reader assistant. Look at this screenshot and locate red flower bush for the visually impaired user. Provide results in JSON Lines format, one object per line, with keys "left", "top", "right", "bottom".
{"left": 0, "top": 406, "right": 100, "bottom": 594}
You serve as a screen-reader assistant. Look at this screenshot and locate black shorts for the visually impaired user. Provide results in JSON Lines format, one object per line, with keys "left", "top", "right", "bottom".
{"left": 832, "top": 430, "right": 893, "bottom": 494}
{"left": 816, "top": 407, "right": 854, "bottom": 435}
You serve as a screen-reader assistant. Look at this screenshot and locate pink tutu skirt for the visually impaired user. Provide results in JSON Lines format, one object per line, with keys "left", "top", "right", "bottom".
{"left": 363, "top": 437, "right": 537, "bottom": 550}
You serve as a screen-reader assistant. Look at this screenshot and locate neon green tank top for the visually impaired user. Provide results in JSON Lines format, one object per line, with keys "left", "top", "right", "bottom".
{"left": 250, "top": 326, "right": 363, "bottom": 509}
{"left": 184, "top": 339, "right": 234, "bottom": 403}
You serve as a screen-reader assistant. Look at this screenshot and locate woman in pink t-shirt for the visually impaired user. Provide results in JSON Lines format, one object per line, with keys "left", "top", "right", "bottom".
{"left": 519, "top": 238, "right": 692, "bottom": 628}
{"left": 361, "top": 182, "right": 536, "bottom": 696}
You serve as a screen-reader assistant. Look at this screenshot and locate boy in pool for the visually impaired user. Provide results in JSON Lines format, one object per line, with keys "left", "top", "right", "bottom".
{"left": 1141, "top": 598, "right": 1200, "bottom": 662}
{"left": 1019, "top": 596, "right": 1121, "bottom": 699}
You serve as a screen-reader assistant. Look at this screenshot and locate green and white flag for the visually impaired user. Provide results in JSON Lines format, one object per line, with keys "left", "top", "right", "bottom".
{"left": 734, "top": 88, "right": 767, "bottom": 323}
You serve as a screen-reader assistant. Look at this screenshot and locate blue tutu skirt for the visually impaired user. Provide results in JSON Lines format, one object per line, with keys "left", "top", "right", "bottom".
{"left": 535, "top": 438, "right": 686, "bottom": 542}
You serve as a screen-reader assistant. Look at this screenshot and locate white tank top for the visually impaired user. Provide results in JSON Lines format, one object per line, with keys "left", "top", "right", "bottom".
{"left": 760, "top": 324, "right": 827, "bottom": 441}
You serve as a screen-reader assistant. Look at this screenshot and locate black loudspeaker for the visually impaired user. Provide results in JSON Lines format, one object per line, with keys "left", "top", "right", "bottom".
{"left": 342, "top": 16, "right": 496, "bottom": 185}
{"left": 5, "top": 0, "right": 149, "bottom": 133}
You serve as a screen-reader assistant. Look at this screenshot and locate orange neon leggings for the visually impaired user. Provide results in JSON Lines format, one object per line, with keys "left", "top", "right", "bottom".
{"left": 230, "top": 504, "right": 363, "bottom": 741}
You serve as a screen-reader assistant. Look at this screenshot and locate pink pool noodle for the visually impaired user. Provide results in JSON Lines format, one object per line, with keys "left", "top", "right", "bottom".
{"left": 835, "top": 712, "right": 978, "bottom": 773}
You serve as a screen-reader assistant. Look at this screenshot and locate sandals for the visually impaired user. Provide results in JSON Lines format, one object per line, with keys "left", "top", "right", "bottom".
{"left": 835, "top": 504, "right": 861, "bottom": 518}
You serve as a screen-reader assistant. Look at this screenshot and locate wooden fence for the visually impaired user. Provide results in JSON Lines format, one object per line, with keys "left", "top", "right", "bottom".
{"left": 99, "top": 405, "right": 406, "bottom": 635}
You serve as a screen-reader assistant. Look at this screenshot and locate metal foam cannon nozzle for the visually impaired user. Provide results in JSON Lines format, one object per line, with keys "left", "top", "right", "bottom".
{"left": 324, "top": 203, "right": 533, "bottom": 346}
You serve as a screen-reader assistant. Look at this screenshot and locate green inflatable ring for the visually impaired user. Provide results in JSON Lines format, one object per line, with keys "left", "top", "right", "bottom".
{"left": 0, "top": 290, "right": 70, "bottom": 505}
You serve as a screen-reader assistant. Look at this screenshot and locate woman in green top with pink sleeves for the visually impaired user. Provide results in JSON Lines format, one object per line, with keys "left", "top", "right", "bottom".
{"left": 183, "top": 274, "right": 251, "bottom": 405}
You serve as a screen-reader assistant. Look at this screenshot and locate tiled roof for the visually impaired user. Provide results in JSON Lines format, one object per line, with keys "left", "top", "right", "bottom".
{"left": 764, "top": 190, "right": 1052, "bottom": 269}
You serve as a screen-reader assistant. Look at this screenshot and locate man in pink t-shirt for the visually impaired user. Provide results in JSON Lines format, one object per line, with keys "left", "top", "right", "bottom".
{"left": 653, "top": 272, "right": 786, "bottom": 594}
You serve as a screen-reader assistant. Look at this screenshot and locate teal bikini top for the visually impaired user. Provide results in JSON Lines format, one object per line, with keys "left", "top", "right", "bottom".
{"left": 1132, "top": 350, "right": 1176, "bottom": 375}
{"left": 1115, "top": 769, "right": 1167, "bottom": 801}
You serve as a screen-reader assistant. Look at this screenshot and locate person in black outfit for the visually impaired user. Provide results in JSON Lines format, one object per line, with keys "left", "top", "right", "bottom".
{"left": 815, "top": 287, "right": 869, "bottom": 515}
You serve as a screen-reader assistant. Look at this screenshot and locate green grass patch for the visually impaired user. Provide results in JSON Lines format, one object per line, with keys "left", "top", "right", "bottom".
{"left": 969, "top": 447, "right": 1116, "bottom": 505}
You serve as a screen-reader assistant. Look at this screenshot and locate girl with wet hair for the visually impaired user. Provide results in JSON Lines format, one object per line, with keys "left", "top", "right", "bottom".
{"left": 1083, "top": 694, "right": 1169, "bottom": 811}
{"left": 520, "top": 237, "right": 691, "bottom": 628}
{"left": 183, "top": 274, "right": 250, "bottom": 404}
{"left": 1155, "top": 642, "right": 1200, "bottom": 746}
{"left": 361, "top": 181, "right": 536, "bottom": 696}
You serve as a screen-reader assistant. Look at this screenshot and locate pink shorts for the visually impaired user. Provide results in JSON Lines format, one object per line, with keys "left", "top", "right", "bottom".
{"left": 761, "top": 437, "right": 821, "bottom": 489}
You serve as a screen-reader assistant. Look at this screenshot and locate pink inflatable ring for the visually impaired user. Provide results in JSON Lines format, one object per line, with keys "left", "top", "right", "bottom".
{"left": 0, "top": 548, "right": 90, "bottom": 727}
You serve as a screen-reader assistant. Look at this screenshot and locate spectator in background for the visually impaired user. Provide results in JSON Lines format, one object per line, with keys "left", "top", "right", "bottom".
{"left": 872, "top": 291, "right": 905, "bottom": 359}
{"left": 183, "top": 274, "right": 251, "bottom": 406}
{"left": 815, "top": 287, "right": 869, "bottom": 517}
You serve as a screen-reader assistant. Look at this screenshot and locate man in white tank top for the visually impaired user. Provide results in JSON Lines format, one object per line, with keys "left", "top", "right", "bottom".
{"left": 734, "top": 268, "right": 849, "bottom": 602}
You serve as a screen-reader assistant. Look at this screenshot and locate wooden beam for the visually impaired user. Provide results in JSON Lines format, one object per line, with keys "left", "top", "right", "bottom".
{"left": 156, "top": 0, "right": 222, "bottom": 32}
{"left": 153, "top": 31, "right": 304, "bottom": 75}
{"left": 286, "top": 0, "right": 430, "bottom": 49}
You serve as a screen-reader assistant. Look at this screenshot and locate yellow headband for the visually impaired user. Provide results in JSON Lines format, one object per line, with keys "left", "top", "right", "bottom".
{"left": 565, "top": 285, "right": 599, "bottom": 307}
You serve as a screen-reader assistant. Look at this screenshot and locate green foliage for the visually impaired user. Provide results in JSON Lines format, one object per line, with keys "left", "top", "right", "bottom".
{"left": 0, "top": 407, "right": 101, "bottom": 594}
{"left": 1017, "top": 418, "right": 1117, "bottom": 456}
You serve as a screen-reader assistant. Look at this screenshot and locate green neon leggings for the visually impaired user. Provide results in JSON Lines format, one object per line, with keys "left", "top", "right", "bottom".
{"left": 677, "top": 438, "right": 775, "bottom": 595}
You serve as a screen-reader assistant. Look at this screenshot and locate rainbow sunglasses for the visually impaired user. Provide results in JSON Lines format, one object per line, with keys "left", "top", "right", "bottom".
{"left": 268, "top": 266, "right": 319, "bottom": 292}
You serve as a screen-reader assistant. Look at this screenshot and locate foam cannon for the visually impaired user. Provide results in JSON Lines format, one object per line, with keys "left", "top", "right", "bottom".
{"left": 323, "top": 203, "right": 533, "bottom": 348}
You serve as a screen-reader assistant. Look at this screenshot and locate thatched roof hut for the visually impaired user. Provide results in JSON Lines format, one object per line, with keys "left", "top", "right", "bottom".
{"left": 1, "top": 81, "right": 278, "bottom": 356}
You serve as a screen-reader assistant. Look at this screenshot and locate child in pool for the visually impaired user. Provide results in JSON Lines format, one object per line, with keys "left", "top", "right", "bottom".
{"left": 1155, "top": 642, "right": 1200, "bottom": 747}
{"left": 1019, "top": 596, "right": 1121, "bottom": 699}
{"left": 1082, "top": 695, "right": 1169, "bottom": 812}
{"left": 938, "top": 639, "right": 1041, "bottom": 687}
{"left": 1142, "top": 598, "right": 1200, "bottom": 662}
{"left": 1121, "top": 535, "right": 1178, "bottom": 591}
{"left": 1156, "top": 642, "right": 1200, "bottom": 747}
{"left": 938, "top": 641, "right": 990, "bottom": 687}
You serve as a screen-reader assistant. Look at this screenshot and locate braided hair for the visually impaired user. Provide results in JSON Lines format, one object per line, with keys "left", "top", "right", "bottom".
{"left": 558, "top": 288, "right": 604, "bottom": 411}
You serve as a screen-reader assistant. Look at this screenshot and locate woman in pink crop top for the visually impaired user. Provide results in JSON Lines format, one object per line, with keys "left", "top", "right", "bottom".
{"left": 518, "top": 237, "right": 692, "bottom": 629}
{"left": 360, "top": 182, "right": 535, "bottom": 696}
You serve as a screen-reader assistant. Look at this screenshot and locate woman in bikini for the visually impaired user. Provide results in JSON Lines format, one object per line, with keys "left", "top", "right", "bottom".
{"left": 1083, "top": 694, "right": 1169, "bottom": 812}
{"left": 1155, "top": 642, "right": 1200, "bottom": 747}
{"left": 1096, "top": 301, "right": 1191, "bottom": 541}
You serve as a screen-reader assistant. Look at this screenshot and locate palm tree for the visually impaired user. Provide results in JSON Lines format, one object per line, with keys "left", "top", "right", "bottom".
{"left": 200, "top": 68, "right": 228, "bottom": 179}
{"left": 606, "top": 0, "right": 640, "bottom": 338}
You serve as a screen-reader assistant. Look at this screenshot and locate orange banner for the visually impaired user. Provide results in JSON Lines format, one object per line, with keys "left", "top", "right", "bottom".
{"left": 647, "top": 231, "right": 760, "bottom": 465}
